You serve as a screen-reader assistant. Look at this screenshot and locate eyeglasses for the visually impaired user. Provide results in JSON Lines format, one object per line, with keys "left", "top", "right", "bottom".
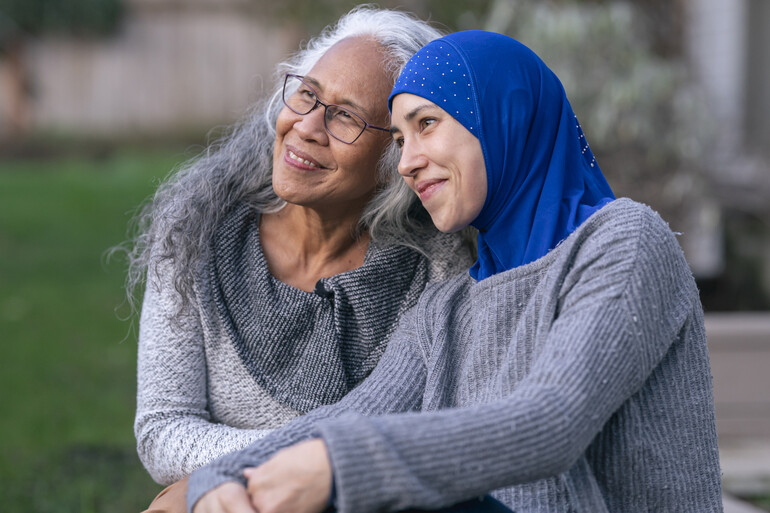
{"left": 282, "top": 74, "right": 389, "bottom": 144}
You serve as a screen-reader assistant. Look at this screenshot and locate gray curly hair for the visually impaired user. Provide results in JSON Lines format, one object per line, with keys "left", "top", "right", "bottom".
{"left": 120, "top": 6, "right": 445, "bottom": 318}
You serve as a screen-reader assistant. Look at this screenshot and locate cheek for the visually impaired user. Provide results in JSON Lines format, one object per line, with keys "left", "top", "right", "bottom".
{"left": 459, "top": 155, "right": 487, "bottom": 221}
{"left": 470, "top": 171, "right": 488, "bottom": 218}
{"left": 274, "top": 107, "right": 294, "bottom": 140}
{"left": 272, "top": 139, "right": 284, "bottom": 179}
{"left": 469, "top": 183, "right": 486, "bottom": 221}
{"left": 346, "top": 138, "right": 387, "bottom": 184}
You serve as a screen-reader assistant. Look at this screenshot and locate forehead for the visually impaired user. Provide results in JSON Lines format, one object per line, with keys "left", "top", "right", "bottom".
{"left": 306, "top": 37, "right": 392, "bottom": 114}
{"left": 390, "top": 93, "right": 441, "bottom": 125}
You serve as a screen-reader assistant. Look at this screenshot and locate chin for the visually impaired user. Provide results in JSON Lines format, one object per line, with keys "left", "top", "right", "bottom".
{"left": 430, "top": 215, "right": 461, "bottom": 234}
{"left": 272, "top": 181, "right": 307, "bottom": 205}
{"left": 430, "top": 209, "right": 475, "bottom": 233}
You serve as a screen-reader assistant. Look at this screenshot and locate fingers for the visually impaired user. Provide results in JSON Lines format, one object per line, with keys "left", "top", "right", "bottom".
{"left": 193, "top": 481, "right": 257, "bottom": 513}
{"left": 242, "top": 440, "right": 332, "bottom": 513}
{"left": 243, "top": 466, "right": 261, "bottom": 499}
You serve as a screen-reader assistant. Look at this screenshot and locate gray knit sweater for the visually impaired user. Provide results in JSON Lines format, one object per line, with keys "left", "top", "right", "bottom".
{"left": 187, "top": 199, "right": 723, "bottom": 512}
{"left": 135, "top": 202, "right": 473, "bottom": 485}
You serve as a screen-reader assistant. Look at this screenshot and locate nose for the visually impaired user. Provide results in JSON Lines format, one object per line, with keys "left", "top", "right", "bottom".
{"left": 292, "top": 104, "right": 329, "bottom": 144}
{"left": 397, "top": 139, "right": 427, "bottom": 178}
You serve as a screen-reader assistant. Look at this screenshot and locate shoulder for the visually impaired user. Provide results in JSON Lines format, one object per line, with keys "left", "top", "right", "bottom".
{"left": 561, "top": 198, "right": 698, "bottom": 316}
{"left": 551, "top": 198, "right": 693, "bottom": 305}
{"left": 419, "top": 228, "right": 477, "bottom": 282}
{"left": 574, "top": 198, "right": 675, "bottom": 250}
{"left": 565, "top": 198, "right": 684, "bottom": 272}
{"left": 216, "top": 201, "right": 259, "bottom": 238}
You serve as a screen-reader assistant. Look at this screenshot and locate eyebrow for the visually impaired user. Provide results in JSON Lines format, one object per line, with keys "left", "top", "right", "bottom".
{"left": 389, "top": 103, "right": 439, "bottom": 134}
{"left": 303, "top": 75, "right": 373, "bottom": 120}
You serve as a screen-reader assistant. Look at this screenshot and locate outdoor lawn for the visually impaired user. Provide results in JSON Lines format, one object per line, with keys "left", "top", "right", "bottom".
{"left": 0, "top": 145, "right": 188, "bottom": 512}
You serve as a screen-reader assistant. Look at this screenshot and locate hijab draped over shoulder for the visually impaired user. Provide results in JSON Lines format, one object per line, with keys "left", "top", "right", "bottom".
{"left": 389, "top": 31, "right": 615, "bottom": 280}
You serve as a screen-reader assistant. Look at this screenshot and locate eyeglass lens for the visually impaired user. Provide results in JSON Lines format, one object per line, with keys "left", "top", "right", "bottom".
{"left": 283, "top": 75, "right": 367, "bottom": 143}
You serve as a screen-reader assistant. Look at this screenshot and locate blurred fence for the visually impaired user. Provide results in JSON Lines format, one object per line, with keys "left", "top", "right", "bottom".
{"left": 0, "top": 0, "right": 296, "bottom": 137}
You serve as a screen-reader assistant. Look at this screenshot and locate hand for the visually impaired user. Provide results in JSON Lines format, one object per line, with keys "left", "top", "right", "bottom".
{"left": 193, "top": 481, "right": 257, "bottom": 513}
{"left": 243, "top": 438, "right": 332, "bottom": 513}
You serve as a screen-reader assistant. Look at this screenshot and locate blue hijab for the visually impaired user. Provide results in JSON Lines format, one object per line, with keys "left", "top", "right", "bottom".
{"left": 389, "top": 31, "right": 615, "bottom": 280}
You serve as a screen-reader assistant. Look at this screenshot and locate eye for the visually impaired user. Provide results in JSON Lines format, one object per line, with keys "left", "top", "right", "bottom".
{"left": 392, "top": 136, "right": 404, "bottom": 149}
{"left": 299, "top": 86, "right": 317, "bottom": 101}
{"left": 329, "top": 108, "right": 360, "bottom": 127}
{"left": 419, "top": 118, "right": 436, "bottom": 131}
{"left": 336, "top": 110, "right": 353, "bottom": 120}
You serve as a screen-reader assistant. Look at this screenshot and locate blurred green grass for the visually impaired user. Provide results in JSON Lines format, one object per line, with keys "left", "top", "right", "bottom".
{"left": 0, "top": 147, "right": 188, "bottom": 512}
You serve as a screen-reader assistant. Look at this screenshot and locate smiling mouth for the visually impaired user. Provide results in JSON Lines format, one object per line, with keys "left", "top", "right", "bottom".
{"left": 287, "top": 149, "right": 321, "bottom": 169}
{"left": 416, "top": 178, "right": 447, "bottom": 197}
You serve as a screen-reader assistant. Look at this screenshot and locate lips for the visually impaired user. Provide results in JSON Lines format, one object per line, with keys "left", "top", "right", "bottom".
{"left": 415, "top": 178, "right": 447, "bottom": 201}
{"left": 285, "top": 145, "right": 324, "bottom": 170}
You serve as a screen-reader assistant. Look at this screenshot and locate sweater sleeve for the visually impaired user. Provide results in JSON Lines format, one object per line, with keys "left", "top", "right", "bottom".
{"left": 135, "top": 266, "right": 270, "bottom": 485}
{"left": 186, "top": 306, "right": 428, "bottom": 512}
{"left": 316, "top": 205, "right": 700, "bottom": 513}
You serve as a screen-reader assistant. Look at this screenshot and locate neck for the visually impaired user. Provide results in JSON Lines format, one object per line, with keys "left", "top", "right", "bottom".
{"left": 259, "top": 203, "right": 371, "bottom": 291}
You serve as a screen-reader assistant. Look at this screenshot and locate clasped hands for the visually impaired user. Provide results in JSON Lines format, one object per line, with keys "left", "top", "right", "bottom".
{"left": 193, "top": 438, "right": 332, "bottom": 513}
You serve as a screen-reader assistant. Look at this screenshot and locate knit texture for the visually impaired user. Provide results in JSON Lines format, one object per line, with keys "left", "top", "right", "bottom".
{"left": 187, "top": 199, "right": 722, "bottom": 512}
{"left": 135, "top": 202, "right": 473, "bottom": 485}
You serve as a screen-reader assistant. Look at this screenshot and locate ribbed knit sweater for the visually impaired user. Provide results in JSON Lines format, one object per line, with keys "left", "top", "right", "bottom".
{"left": 135, "top": 202, "right": 474, "bottom": 485}
{"left": 187, "top": 199, "right": 723, "bottom": 512}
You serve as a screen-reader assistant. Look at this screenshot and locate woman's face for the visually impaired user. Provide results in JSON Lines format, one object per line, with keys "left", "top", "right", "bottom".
{"left": 390, "top": 93, "right": 487, "bottom": 233}
{"left": 272, "top": 37, "right": 392, "bottom": 217}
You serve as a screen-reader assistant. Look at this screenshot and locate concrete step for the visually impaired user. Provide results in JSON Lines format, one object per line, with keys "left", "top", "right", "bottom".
{"left": 724, "top": 493, "right": 768, "bottom": 513}
{"left": 706, "top": 313, "right": 770, "bottom": 440}
{"left": 706, "top": 313, "right": 770, "bottom": 511}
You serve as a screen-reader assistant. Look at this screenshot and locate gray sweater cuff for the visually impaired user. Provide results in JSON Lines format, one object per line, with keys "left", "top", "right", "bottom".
{"left": 317, "top": 410, "right": 481, "bottom": 513}
{"left": 318, "top": 413, "right": 405, "bottom": 513}
{"left": 186, "top": 471, "right": 246, "bottom": 513}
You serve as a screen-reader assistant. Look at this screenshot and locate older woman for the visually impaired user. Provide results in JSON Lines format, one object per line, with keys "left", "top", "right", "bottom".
{"left": 188, "top": 31, "right": 722, "bottom": 513}
{"left": 127, "top": 8, "right": 474, "bottom": 512}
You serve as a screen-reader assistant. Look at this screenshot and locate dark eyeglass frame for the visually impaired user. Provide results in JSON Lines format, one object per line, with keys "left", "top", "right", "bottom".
{"left": 282, "top": 74, "right": 389, "bottom": 144}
